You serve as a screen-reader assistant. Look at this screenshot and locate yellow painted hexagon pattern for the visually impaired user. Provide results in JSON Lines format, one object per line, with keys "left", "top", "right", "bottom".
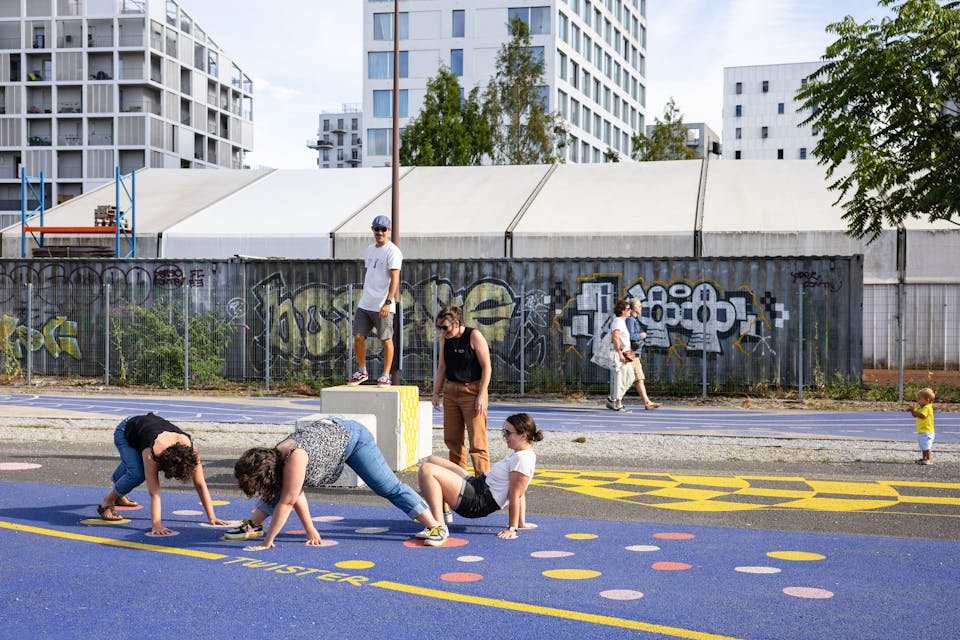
{"left": 398, "top": 385, "right": 420, "bottom": 468}
{"left": 531, "top": 470, "right": 960, "bottom": 514}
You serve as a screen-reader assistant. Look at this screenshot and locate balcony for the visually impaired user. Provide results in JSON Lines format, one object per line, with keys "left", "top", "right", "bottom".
{"left": 308, "top": 138, "right": 334, "bottom": 150}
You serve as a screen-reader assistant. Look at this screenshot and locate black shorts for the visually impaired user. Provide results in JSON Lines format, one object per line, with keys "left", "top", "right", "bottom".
{"left": 453, "top": 474, "right": 500, "bottom": 519}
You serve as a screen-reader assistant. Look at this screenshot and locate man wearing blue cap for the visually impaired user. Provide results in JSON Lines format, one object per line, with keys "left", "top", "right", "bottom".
{"left": 349, "top": 214, "right": 402, "bottom": 387}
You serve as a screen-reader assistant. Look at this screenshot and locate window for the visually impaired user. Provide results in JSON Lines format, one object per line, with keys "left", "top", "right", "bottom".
{"left": 207, "top": 50, "right": 217, "bottom": 77}
{"left": 735, "top": 150, "right": 741, "bottom": 159}
{"left": 373, "top": 12, "right": 408, "bottom": 40}
{"left": 452, "top": 9, "right": 465, "bottom": 37}
{"left": 735, "top": 104, "right": 742, "bottom": 117}
{"left": 762, "top": 79, "right": 769, "bottom": 92}
{"left": 534, "top": 85, "right": 550, "bottom": 109}
{"left": 367, "top": 51, "right": 408, "bottom": 79}
{"left": 582, "top": 106, "right": 591, "bottom": 134}
{"left": 799, "top": 147, "right": 807, "bottom": 159}
{"left": 508, "top": 7, "right": 550, "bottom": 34}
{"left": 451, "top": 49, "right": 463, "bottom": 76}
{"left": 557, "top": 51, "right": 567, "bottom": 81}
{"left": 529, "top": 46, "right": 545, "bottom": 65}
{"left": 571, "top": 61, "right": 579, "bottom": 89}
{"left": 778, "top": 102, "right": 784, "bottom": 114}
{"left": 570, "top": 98, "right": 580, "bottom": 126}
{"left": 735, "top": 81, "right": 742, "bottom": 94}
{"left": 558, "top": 89, "right": 568, "bottom": 117}
{"left": 777, "top": 148, "right": 784, "bottom": 159}
{"left": 373, "top": 89, "right": 408, "bottom": 118}
{"left": 368, "top": 128, "right": 391, "bottom": 156}
{"left": 761, "top": 126, "right": 768, "bottom": 138}
{"left": 558, "top": 11, "right": 568, "bottom": 41}
{"left": 735, "top": 127, "right": 741, "bottom": 139}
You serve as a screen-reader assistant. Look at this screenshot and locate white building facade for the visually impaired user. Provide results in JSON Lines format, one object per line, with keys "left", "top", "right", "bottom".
{"left": 361, "top": 0, "right": 648, "bottom": 166}
{"left": 722, "top": 62, "right": 821, "bottom": 161}
{"left": 306, "top": 104, "right": 362, "bottom": 169}
{"left": 0, "top": 0, "right": 253, "bottom": 221}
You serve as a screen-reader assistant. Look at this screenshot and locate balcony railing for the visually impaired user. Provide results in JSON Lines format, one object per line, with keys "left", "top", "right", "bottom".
{"left": 58, "top": 102, "right": 82, "bottom": 113}
{"left": 28, "top": 136, "right": 52, "bottom": 146}
{"left": 57, "top": 135, "right": 83, "bottom": 146}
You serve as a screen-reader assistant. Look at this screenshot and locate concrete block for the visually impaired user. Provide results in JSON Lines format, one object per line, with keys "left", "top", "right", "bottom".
{"left": 320, "top": 385, "right": 427, "bottom": 471}
{"left": 295, "top": 413, "right": 376, "bottom": 488}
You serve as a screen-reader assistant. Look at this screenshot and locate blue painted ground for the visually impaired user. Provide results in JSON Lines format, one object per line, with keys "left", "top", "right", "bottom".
{"left": 1, "top": 392, "right": 957, "bottom": 442}
{"left": 1, "top": 480, "right": 958, "bottom": 639}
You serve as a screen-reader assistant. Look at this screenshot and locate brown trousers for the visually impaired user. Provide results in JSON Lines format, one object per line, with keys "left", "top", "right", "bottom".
{"left": 442, "top": 380, "right": 490, "bottom": 474}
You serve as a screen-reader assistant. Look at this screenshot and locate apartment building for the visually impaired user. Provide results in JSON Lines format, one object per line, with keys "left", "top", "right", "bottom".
{"left": 644, "top": 121, "right": 720, "bottom": 159}
{"left": 306, "top": 104, "right": 362, "bottom": 169}
{"left": 361, "top": 0, "right": 648, "bottom": 166}
{"left": 0, "top": 0, "right": 253, "bottom": 222}
{"left": 722, "top": 62, "right": 822, "bottom": 161}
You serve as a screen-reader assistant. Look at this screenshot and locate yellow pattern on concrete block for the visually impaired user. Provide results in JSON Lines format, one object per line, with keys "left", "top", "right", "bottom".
{"left": 398, "top": 386, "right": 420, "bottom": 468}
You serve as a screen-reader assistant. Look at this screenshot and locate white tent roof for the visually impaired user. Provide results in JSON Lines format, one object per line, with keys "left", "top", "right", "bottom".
{"left": 161, "top": 168, "right": 395, "bottom": 259}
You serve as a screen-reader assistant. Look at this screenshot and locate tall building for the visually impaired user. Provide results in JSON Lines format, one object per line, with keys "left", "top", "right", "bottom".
{"left": 722, "top": 62, "right": 822, "bottom": 161}
{"left": 0, "top": 0, "right": 253, "bottom": 223}
{"left": 306, "top": 104, "right": 362, "bottom": 169}
{"left": 644, "top": 121, "right": 720, "bottom": 159}
{"left": 361, "top": 0, "right": 648, "bottom": 166}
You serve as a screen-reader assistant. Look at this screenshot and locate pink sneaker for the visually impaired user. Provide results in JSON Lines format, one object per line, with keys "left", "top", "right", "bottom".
{"left": 377, "top": 374, "right": 391, "bottom": 387}
{"left": 348, "top": 370, "right": 368, "bottom": 386}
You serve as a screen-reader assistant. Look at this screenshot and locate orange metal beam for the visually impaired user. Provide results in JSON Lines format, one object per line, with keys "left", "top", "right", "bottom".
{"left": 23, "top": 226, "right": 118, "bottom": 234}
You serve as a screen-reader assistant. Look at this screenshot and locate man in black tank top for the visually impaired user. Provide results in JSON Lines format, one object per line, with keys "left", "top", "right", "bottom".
{"left": 432, "top": 306, "right": 493, "bottom": 475}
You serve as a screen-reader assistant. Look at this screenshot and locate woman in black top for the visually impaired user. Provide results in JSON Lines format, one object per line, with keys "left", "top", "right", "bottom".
{"left": 96, "top": 413, "right": 228, "bottom": 535}
{"left": 431, "top": 305, "right": 493, "bottom": 478}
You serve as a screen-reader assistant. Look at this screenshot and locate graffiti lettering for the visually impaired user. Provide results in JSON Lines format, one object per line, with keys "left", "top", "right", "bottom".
{"left": 790, "top": 271, "right": 841, "bottom": 292}
{"left": 1, "top": 314, "right": 82, "bottom": 360}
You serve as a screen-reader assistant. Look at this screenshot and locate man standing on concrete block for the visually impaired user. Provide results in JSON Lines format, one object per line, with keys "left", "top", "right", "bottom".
{"left": 349, "top": 214, "right": 402, "bottom": 387}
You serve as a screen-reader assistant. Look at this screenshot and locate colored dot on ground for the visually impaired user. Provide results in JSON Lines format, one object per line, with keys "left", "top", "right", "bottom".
{"left": 767, "top": 551, "right": 826, "bottom": 561}
{"left": 172, "top": 509, "right": 203, "bottom": 516}
{"left": 457, "top": 555, "right": 484, "bottom": 563}
{"left": 531, "top": 550, "right": 575, "bottom": 558}
{"left": 402, "top": 537, "right": 468, "bottom": 548}
{"left": 287, "top": 529, "right": 306, "bottom": 535}
{"left": 80, "top": 518, "right": 130, "bottom": 525}
{"left": 565, "top": 533, "right": 598, "bottom": 540}
{"left": 206, "top": 500, "right": 230, "bottom": 507}
{"left": 145, "top": 530, "right": 179, "bottom": 537}
{"left": 784, "top": 587, "right": 834, "bottom": 599}
{"left": 735, "top": 566, "right": 782, "bottom": 574}
{"left": 114, "top": 505, "right": 143, "bottom": 511}
{"left": 600, "top": 589, "right": 644, "bottom": 600}
{"left": 0, "top": 462, "right": 41, "bottom": 470}
{"left": 355, "top": 527, "right": 389, "bottom": 534}
{"left": 335, "top": 560, "right": 374, "bottom": 570}
{"left": 441, "top": 572, "right": 483, "bottom": 583}
{"left": 543, "top": 569, "right": 602, "bottom": 580}
{"left": 312, "top": 516, "right": 344, "bottom": 522}
{"left": 652, "top": 562, "right": 692, "bottom": 571}
{"left": 625, "top": 545, "right": 661, "bottom": 552}
{"left": 653, "top": 532, "right": 695, "bottom": 540}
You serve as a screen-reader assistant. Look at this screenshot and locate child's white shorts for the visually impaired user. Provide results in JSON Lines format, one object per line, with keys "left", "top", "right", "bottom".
{"left": 917, "top": 432, "right": 935, "bottom": 451}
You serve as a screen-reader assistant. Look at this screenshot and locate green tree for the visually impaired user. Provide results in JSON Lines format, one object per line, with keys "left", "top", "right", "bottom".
{"left": 631, "top": 98, "right": 696, "bottom": 161}
{"left": 399, "top": 65, "right": 490, "bottom": 166}
{"left": 797, "top": 0, "right": 960, "bottom": 241}
{"left": 483, "top": 17, "right": 564, "bottom": 164}
{"left": 603, "top": 147, "right": 621, "bottom": 162}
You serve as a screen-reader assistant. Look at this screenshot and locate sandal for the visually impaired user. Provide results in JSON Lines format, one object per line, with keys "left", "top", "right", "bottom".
{"left": 644, "top": 402, "right": 662, "bottom": 410}
{"left": 115, "top": 496, "right": 139, "bottom": 508}
{"left": 96, "top": 504, "right": 124, "bottom": 521}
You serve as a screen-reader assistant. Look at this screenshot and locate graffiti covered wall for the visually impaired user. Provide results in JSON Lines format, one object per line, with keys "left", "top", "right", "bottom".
{"left": 0, "top": 256, "right": 863, "bottom": 390}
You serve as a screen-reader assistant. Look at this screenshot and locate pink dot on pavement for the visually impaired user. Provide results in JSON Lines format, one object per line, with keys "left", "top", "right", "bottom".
{"left": 0, "top": 462, "right": 41, "bottom": 470}
{"left": 441, "top": 572, "right": 483, "bottom": 583}
{"left": 651, "top": 562, "right": 692, "bottom": 571}
{"left": 783, "top": 587, "right": 834, "bottom": 599}
{"left": 312, "top": 516, "right": 344, "bottom": 522}
{"left": 653, "top": 532, "right": 695, "bottom": 540}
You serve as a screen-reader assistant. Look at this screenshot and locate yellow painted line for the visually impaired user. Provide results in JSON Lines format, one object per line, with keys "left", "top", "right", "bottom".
{"left": 879, "top": 480, "right": 960, "bottom": 489}
{"left": 370, "top": 580, "right": 741, "bottom": 640}
{"left": 0, "top": 520, "right": 227, "bottom": 560}
{"left": 896, "top": 495, "right": 960, "bottom": 506}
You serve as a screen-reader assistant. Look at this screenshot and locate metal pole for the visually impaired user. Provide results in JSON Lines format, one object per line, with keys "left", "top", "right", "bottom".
{"left": 183, "top": 284, "right": 190, "bottom": 389}
{"left": 391, "top": 0, "right": 400, "bottom": 241}
{"left": 897, "top": 282, "right": 904, "bottom": 403}
{"left": 348, "top": 284, "right": 354, "bottom": 378}
{"left": 520, "top": 284, "right": 525, "bottom": 396}
{"left": 798, "top": 282, "right": 804, "bottom": 403}
{"left": 265, "top": 284, "right": 271, "bottom": 391}
{"left": 431, "top": 282, "right": 438, "bottom": 379}
{"left": 104, "top": 283, "right": 110, "bottom": 386}
{"left": 25, "top": 282, "right": 32, "bottom": 386}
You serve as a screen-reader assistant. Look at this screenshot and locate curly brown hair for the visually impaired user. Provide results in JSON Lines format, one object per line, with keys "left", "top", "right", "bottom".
{"left": 153, "top": 443, "right": 199, "bottom": 481}
{"left": 234, "top": 447, "right": 284, "bottom": 501}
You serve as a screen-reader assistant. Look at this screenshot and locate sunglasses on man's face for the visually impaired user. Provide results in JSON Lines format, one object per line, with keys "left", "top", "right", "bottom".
{"left": 373, "top": 226, "right": 389, "bottom": 233}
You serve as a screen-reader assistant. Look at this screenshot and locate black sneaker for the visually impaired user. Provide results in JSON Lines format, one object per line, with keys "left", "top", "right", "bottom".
{"left": 222, "top": 519, "right": 263, "bottom": 540}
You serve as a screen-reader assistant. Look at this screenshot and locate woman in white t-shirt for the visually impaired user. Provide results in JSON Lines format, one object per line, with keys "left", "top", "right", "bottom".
{"left": 605, "top": 299, "right": 636, "bottom": 412}
{"left": 417, "top": 413, "right": 542, "bottom": 540}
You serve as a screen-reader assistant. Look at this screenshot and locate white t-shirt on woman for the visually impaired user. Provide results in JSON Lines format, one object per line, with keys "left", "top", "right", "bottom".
{"left": 485, "top": 449, "right": 536, "bottom": 508}
{"left": 610, "top": 316, "right": 630, "bottom": 350}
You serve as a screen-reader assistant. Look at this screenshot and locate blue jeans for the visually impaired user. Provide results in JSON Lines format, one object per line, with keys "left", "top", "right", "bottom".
{"left": 111, "top": 417, "right": 144, "bottom": 496}
{"left": 255, "top": 419, "right": 428, "bottom": 519}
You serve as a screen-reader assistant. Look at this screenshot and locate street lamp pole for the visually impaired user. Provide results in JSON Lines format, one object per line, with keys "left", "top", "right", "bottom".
{"left": 391, "top": 0, "right": 402, "bottom": 384}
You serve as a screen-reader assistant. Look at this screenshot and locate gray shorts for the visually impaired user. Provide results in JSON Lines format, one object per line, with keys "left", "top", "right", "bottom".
{"left": 352, "top": 307, "right": 394, "bottom": 341}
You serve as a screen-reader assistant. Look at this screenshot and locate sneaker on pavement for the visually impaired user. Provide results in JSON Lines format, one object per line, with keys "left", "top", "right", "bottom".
{"left": 377, "top": 374, "right": 391, "bottom": 387}
{"left": 422, "top": 525, "right": 449, "bottom": 547}
{"left": 916, "top": 459, "right": 932, "bottom": 465}
{"left": 348, "top": 370, "right": 368, "bottom": 386}
{"left": 222, "top": 519, "right": 263, "bottom": 540}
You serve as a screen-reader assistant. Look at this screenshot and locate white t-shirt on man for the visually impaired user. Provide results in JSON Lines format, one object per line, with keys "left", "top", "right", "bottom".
{"left": 358, "top": 241, "right": 402, "bottom": 312}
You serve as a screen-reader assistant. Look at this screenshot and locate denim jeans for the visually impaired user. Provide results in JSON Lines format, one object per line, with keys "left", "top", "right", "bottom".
{"left": 111, "top": 417, "right": 144, "bottom": 496}
{"left": 255, "top": 419, "right": 428, "bottom": 519}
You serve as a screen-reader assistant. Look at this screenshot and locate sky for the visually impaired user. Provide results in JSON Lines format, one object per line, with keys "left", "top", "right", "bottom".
{"left": 182, "top": 1, "right": 894, "bottom": 169}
